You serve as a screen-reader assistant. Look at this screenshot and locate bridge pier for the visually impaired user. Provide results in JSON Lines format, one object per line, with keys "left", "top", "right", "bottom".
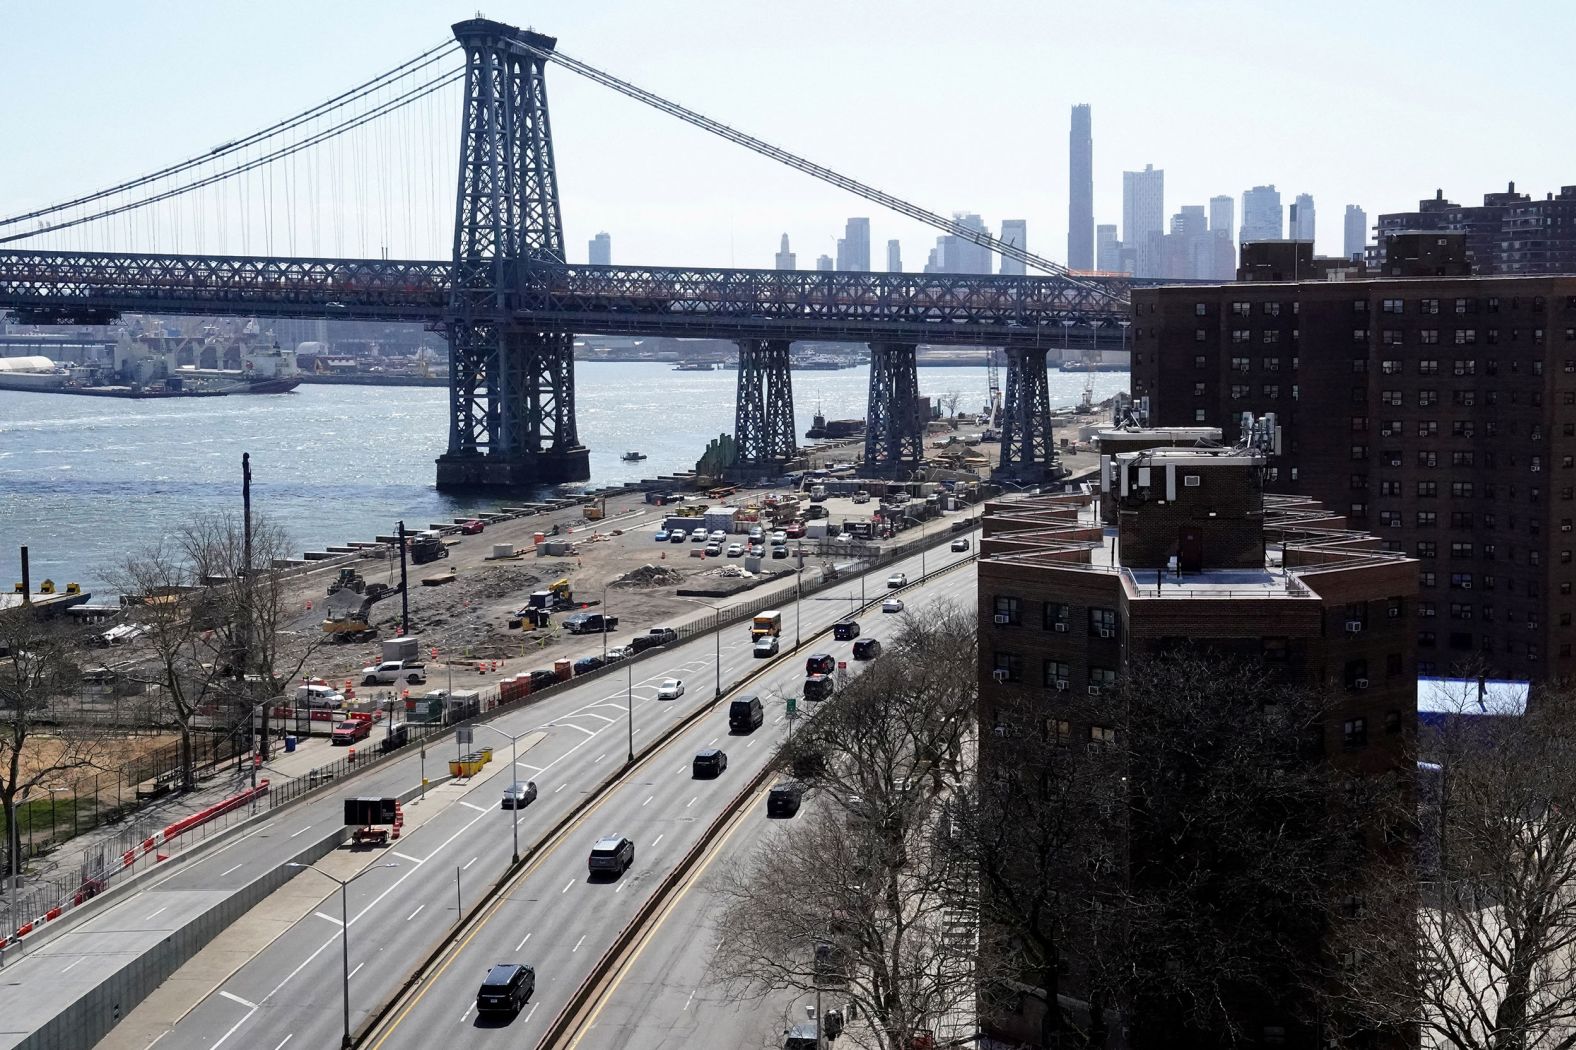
{"left": 864, "top": 342, "right": 924, "bottom": 477}
{"left": 994, "top": 346, "right": 1062, "bottom": 484}
{"left": 730, "top": 338, "right": 795, "bottom": 479}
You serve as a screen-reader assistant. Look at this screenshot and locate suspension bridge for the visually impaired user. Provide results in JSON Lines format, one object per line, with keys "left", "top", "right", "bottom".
{"left": 0, "top": 18, "right": 1132, "bottom": 487}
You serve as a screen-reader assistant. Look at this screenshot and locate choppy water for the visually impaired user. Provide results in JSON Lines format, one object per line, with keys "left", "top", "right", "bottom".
{"left": 0, "top": 363, "right": 1128, "bottom": 593}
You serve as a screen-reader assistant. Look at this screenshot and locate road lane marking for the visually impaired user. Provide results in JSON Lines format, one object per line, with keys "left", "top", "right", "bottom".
{"left": 349, "top": 961, "right": 365, "bottom": 980}
{"left": 524, "top": 1003, "right": 538, "bottom": 1023}
{"left": 459, "top": 801, "right": 487, "bottom": 813}
{"left": 584, "top": 714, "right": 615, "bottom": 724}
{"left": 272, "top": 1037, "right": 293, "bottom": 1050}
{"left": 555, "top": 783, "right": 567, "bottom": 793}
{"left": 210, "top": 1000, "right": 258, "bottom": 1050}
{"left": 747, "top": 740, "right": 756, "bottom": 748}
{"left": 144, "top": 906, "right": 167, "bottom": 921}
{"left": 652, "top": 834, "right": 664, "bottom": 847}
{"left": 642, "top": 795, "right": 653, "bottom": 806}
{"left": 220, "top": 990, "right": 258, "bottom": 1009}
{"left": 462, "top": 856, "right": 478, "bottom": 871}
{"left": 218, "top": 863, "right": 244, "bottom": 877}
{"left": 708, "top": 737, "right": 718, "bottom": 746}
{"left": 460, "top": 1004, "right": 474, "bottom": 1023}
{"left": 684, "top": 989, "right": 696, "bottom": 1011}
{"left": 288, "top": 824, "right": 313, "bottom": 838}
{"left": 562, "top": 879, "right": 575, "bottom": 894}
{"left": 315, "top": 911, "right": 343, "bottom": 926}
{"left": 615, "top": 881, "right": 626, "bottom": 893}
{"left": 573, "top": 935, "right": 586, "bottom": 953}
{"left": 686, "top": 797, "right": 697, "bottom": 808}
{"left": 594, "top": 752, "right": 607, "bottom": 764}
{"left": 558, "top": 724, "right": 596, "bottom": 736}
{"left": 515, "top": 931, "right": 532, "bottom": 951}
{"left": 60, "top": 958, "right": 83, "bottom": 972}
{"left": 406, "top": 904, "right": 425, "bottom": 921}
{"left": 516, "top": 763, "right": 542, "bottom": 773}
{"left": 392, "top": 851, "right": 420, "bottom": 863}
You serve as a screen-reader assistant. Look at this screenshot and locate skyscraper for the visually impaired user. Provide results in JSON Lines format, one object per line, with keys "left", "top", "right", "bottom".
{"left": 588, "top": 231, "right": 612, "bottom": 265}
{"left": 999, "top": 219, "right": 1027, "bottom": 275}
{"left": 774, "top": 233, "right": 795, "bottom": 270}
{"left": 1122, "top": 165, "right": 1165, "bottom": 277}
{"left": 815, "top": 254, "right": 833, "bottom": 271}
{"left": 1208, "top": 194, "right": 1237, "bottom": 279}
{"left": 1067, "top": 104, "right": 1093, "bottom": 270}
{"left": 930, "top": 213, "right": 993, "bottom": 274}
{"left": 1095, "top": 224, "right": 1121, "bottom": 273}
{"left": 1343, "top": 204, "right": 1367, "bottom": 261}
{"left": 836, "top": 218, "right": 871, "bottom": 271}
{"left": 1240, "top": 185, "right": 1283, "bottom": 243}
{"left": 887, "top": 239, "right": 902, "bottom": 272}
{"left": 1289, "top": 193, "right": 1316, "bottom": 242}
{"left": 1208, "top": 195, "right": 1234, "bottom": 237}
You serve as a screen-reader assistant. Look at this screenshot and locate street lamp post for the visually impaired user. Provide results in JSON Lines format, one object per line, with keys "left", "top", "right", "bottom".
{"left": 601, "top": 584, "right": 610, "bottom": 664}
{"left": 286, "top": 861, "right": 397, "bottom": 1048}
{"left": 477, "top": 724, "right": 525, "bottom": 863}
{"left": 714, "top": 603, "right": 724, "bottom": 700}
{"left": 626, "top": 659, "right": 635, "bottom": 764}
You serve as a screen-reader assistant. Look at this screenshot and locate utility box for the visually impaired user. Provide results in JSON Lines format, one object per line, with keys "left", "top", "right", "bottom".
{"left": 382, "top": 637, "right": 419, "bottom": 663}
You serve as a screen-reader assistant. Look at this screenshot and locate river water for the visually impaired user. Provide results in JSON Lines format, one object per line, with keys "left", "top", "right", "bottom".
{"left": 0, "top": 363, "right": 1128, "bottom": 593}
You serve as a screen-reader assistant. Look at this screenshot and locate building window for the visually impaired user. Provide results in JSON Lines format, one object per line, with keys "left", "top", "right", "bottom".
{"left": 1419, "top": 601, "right": 1437, "bottom": 618}
{"left": 1452, "top": 451, "right": 1474, "bottom": 468}
{"left": 1231, "top": 301, "right": 1250, "bottom": 317}
{"left": 1349, "top": 502, "right": 1366, "bottom": 517}
{"left": 1089, "top": 667, "right": 1118, "bottom": 691}
{"left": 1231, "top": 328, "right": 1250, "bottom": 344}
{"left": 1262, "top": 357, "right": 1281, "bottom": 372}
{"left": 1450, "top": 602, "right": 1473, "bottom": 620}
{"left": 1195, "top": 303, "right": 1208, "bottom": 316}
{"left": 1343, "top": 718, "right": 1369, "bottom": 749}
{"left": 1453, "top": 420, "right": 1475, "bottom": 438}
{"left": 1231, "top": 384, "right": 1250, "bottom": 400}
{"left": 1450, "top": 542, "right": 1474, "bottom": 559}
{"left": 1195, "top": 329, "right": 1208, "bottom": 342}
{"left": 1262, "top": 330, "right": 1280, "bottom": 344}
{"left": 1263, "top": 302, "right": 1282, "bottom": 317}
{"left": 1418, "top": 390, "right": 1438, "bottom": 407}
{"left": 1453, "top": 390, "right": 1477, "bottom": 407}
{"left": 1418, "top": 357, "right": 1439, "bottom": 374}
{"left": 1344, "top": 660, "right": 1369, "bottom": 691}
{"left": 1263, "top": 385, "right": 1280, "bottom": 399}
{"left": 1193, "top": 382, "right": 1206, "bottom": 396}
{"left": 1451, "top": 481, "right": 1474, "bottom": 497}
{"left": 1416, "top": 539, "right": 1437, "bottom": 556}
{"left": 1454, "top": 359, "right": 1476, "bottom": 376}
{"left": 1352, "top": 329, "right": 1368, "bottom": 345}
{"left": 1351, "top": 445, "right": 1368, "bottom": 461}
{"left": 1383, "top": 329, "right": 1404, "bottom": 345}
{"left": 1419, "top": 630, "right": 1436, "bottom": 648}
{"left": 1088, "top": 724, "right": 1116, "bottom": 745}
{"left": 1416, "top": 481, "right": 1437, "bottom": 497}
{"left": 1231, "top": 356, "right": 1250, "bottom": 372}
{"left": 992, "top": 596, "right": 1021, "bottom": 626}
{"left": 1455, "top": 328, "right": 1477, "bottom": 345}
{"left": 1194, "top": 355, "right": 1206, "bottom": 369}
{"left": 1382, "top": 298, "right": 1403, "bottom": 314}
{"left": 1089, "top": 608, "right": 1118, "bottom": 638}
{"left": 1418, "top": 451, "right": 1438, "bottom": 467}
{"left": 1418, "top": 420, "right": 1438, "bottom": 438}
{"left": 1385, "top": 710, "right": 1403, "bottom": 735}
{"left": 1454, "top": 298, "right": 1473, "bottom": 315}
{"left": 992, "top": 651, "right": 1022, "bottom": 683}
{"left": 1195, "top": 408, "right": 1207, "bottom": 422}
{"left": 1043, "top": 660, "right": 1071, "bottom": 687}
{"left": 1420, "top": 298, "right": 1440, "bottom": 315}
{"left": 1379, "top": 510, "right": 1401, "bottom": 528}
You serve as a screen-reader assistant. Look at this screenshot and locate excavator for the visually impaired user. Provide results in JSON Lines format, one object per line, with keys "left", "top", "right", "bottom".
{"left": 321, "top": 579, "right": 403, "bottom": 643}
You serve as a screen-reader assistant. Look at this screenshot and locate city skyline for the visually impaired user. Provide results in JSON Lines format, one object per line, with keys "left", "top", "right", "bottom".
{"left": 3, "top": 1, "right": 1569, "bottom": 271}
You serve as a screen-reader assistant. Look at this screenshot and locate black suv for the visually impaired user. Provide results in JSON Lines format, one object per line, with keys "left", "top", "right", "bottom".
{"left": 805, "top": 652, "right": 836, "bottom": 675}
{"left": 527, "top": 669, "right": 559, "bottom": 690}
{"left": 832, "top": 620, "right": 860, "bottom": 641}
{"left": 693, "top": 748, "right": 728, "bottom": 778}
{"left": 729, "top": 694, "right": 763, "bottom": 733}
{"left": 588, "top": 834, "right": 635, "bottom": 877}
{"left": 852, "top": 638, "right": 882, "bottom": 660}
{"left": 476, "top": 962, "right": 535, "bottom": 1015}
{"left": 767, "top": 780, "right": 805, "bottom": 817}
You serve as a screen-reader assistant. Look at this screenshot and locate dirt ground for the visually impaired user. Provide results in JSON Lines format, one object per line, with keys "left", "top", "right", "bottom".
{"left": 11, "top": 731, "right": 178, "bottom": 789}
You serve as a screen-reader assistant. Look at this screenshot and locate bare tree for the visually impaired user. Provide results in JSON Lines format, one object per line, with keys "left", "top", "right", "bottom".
{"left": 939, "top": 390, "right": 962, "bottom": 423}
{"left": 0, "top": 608, "right": 102, "bottom": 883}
{"left": 715, "top": 608, "right": 982, "bottom": 1048}
{"left": 1329, "top": 686, "right": 1576, "bottom": 1050}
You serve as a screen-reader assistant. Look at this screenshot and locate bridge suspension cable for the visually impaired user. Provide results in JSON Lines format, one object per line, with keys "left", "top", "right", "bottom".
{"left": 0, "top": 39, "right": 460, "bottom": 237}
{"left": 0, "top": 64, "right": 464, "bottom": 247}
{"left": 524, "top": 42, "right": 1128, "bottom": 307}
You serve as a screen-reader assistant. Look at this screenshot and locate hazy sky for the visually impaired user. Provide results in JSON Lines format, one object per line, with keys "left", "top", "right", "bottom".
{"left": 2, "top": 0, "right": 1571, "bottom": 270}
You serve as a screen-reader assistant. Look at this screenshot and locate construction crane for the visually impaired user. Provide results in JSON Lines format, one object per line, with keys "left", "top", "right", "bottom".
{"left": 527, "top": 42, "right": 1128, "bottom": 309}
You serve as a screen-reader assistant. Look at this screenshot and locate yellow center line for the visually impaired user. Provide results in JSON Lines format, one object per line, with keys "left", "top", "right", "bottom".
{"left": 562, "top": 779, "right": 775, "bottom": 1050}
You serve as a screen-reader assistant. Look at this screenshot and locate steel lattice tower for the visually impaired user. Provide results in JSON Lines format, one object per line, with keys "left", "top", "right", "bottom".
{"left": 863, "top": 342, "right": 924, "bottom": 476}
{"left": 732, "top": 339, "right": 796, "bottom": 476}
{"left": 437, "top": 19, "right": 590, "bottom": 490}
{"left": 996, "top": 347, "right": 1061, "bottom": 483}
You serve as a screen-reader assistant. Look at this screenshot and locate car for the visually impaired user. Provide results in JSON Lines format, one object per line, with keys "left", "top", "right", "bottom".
{"left": 709, "top": 530, "right": 727, "bottom": 543}
{"left": 331, "top": 719, "right": 371, "bottom": 745}
{"left": 573, "top": 655, "right": 605, "bottom": 675}
{"left": 753, "top": 635, "right": 779, "bottom": 658}
{"left": 726, "top": 543, "right": 744, "bottom": 557}
{"left": 852, "top": 638, "right": 882, "bottom": 660}
{"left": 771, "top": 546, "right": 789, "bottom": 559}
{"left": 656, "top": 678, "right": 685, "bottom": 700}
{"left": 527, "top": 669, "right": 560, "bottom": 690}
{"left": 951, "top": 537, "right": 971, "bottom": 552}
{"left": 747, "top": 544, "right": 765, "bottom": 557}
{"left": 806, "top": 652, "right": 836, "bottom": 675}
{"left": 501, "top": 781, "right": 537, "bottom": 808}
{"left": 605, "top": 645, "right": 633, "bottom": 662}
{"left": 459, "top": 519, "right": 485, "bottom": 535}
{"left": 784, "top": 523, "right": 806, "bottom": 539}
{"left": 654, "top": 529, "right": 669, "bottom": 542}
{"left": 690, "top": 529, "right": 708, "bottom": 543}
{"left": 882, "top": 597, "right": 905, "bottom": 613}
{"left": 729, "top": 694, "right": 764, "bottom": 732}
{"left": 852, "top": 491, "right": 871, "bottom": 504}
{"left": 887, "top": 572, "right": 908, "bottom": 588}
{"left": 692, "top": 748, "right": 728, "bottom": 778}
{"left": 792, "top": 546, "right": 810, "bottom": 557}
{"left": 705, "top": 544, "right": 722, "bottom": 557}
{"left": 767, "top": 780, "right": 805, "bottom": 818}
{"left": 804, "top": 673, "right": 834, "bottom": 701}
{"left": 833, "top": 620, "right": 860, "bottom": 641}
{"left": 476, "top": 963, "right": 535, "bottom": 1015}
{"left": 588, "top": 834, "right": 635, "bottom": 877}
{"left": 749, "top": 526, "right": 765, "bottom": 540}
{"left": 770, "top": 531, "right": 788, "bottom": 546}
{"left": 669, "top": 529, "right": 687, "bottom": 543}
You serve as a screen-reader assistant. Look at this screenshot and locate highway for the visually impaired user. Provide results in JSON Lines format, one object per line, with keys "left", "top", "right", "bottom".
{"left": 0, "top": 533, "right": 975, "bottom": 1050}
{"left": 364, "top": 561, "right": 976, "bottom": 1050}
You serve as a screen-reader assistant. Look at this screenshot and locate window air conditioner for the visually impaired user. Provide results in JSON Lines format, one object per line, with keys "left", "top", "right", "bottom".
{"left": 1345, "top": 620, "right": 1363, "bottom": 633}
{"left": 1387, "top": 607, "right": 1400, "bottom": 618}
{"left": 1087, "top": 686, "right": 1102, "bottom": 696}
{"left": 1183, "top": 475, "right": 1202, "bottom": 487}
{"left": 1054, "top": 679, "right": 1069, "bottom": 691}
{"left": 992, "top": 669, "right": 1009, "bottom": 682}
{"left": 1355, "top": 678, "right": 1369, "bottom": 689}
{"left": 1461, "top": 580, "right": 1472, "bottom": 590}
{"left": 993, "top": 614, "right": 1011, "bottom": 625}
{"left": 1099, "top": 628, "right": 1115, "bottom": 639}
{"left": 1053, "top": 622, "right": 1069, "bottom": 633}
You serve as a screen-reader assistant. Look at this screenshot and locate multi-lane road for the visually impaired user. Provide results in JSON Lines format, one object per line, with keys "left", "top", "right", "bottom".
{"left": 1, "top": 534, "right": 975, "bottom": 1050}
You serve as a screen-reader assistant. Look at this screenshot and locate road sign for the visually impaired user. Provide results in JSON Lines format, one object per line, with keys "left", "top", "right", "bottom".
{"left": 786, "top": 697, "right": 798, "bottom": 719}
{"left": 456, "top": 727, "right": 474, "bottom": 745}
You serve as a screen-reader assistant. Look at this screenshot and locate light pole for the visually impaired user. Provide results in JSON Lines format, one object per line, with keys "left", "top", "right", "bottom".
{"left": 713, "top": 602, "right": 724, "bottom": 700}
{"left": 287, "top": 861, "right": 397, "bottom": 1048}
{"left": 626, "top": 658, "right": 635, "bottom": 764}
{"left": 477, "top": 724, "right": 525, "bottom": 863}
{"left": 904, "top": 516, "right": 926, "bottom": 578}
{"left": 601, "top": 584, "right": 610, "bottom": 664}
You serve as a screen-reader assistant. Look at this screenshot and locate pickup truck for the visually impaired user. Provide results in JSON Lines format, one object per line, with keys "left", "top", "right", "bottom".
{"left": 331, "top": 719, "right": 372, "bottom": 745}
{"left": 629, "top": 626, "right": 679, "bottom": 653}
{"left": 360, "top": 659, "right": 427, "bottom": 686}
{"left": 564, "top": 612, "right": 619, "bottom": 635}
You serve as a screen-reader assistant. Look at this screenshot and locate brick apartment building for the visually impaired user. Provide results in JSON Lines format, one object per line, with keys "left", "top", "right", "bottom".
{"left": 1132, "top": 256, "right": 1576, "bottom": 682}
{"left": 1372, "top": 183, "right": 1576, "bottom": 275}
{"left": 976, "top": 446, "right": 1417, "bottom": 1044}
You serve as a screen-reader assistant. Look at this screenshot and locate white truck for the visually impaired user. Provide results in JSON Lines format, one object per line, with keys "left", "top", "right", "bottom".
{"left": 360, "top": 659, "right": 428, "bottom": 686}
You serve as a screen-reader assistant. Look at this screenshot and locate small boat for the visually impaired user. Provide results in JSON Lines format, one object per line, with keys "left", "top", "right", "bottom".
{"left": 621, "top": 451, "right": 648, "bottom": 462}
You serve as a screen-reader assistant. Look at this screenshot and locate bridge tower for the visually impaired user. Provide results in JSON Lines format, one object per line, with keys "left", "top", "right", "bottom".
{"left": 436, "top": 19, "right": 590, "bottom": 490}
{"left": 995, "top": 347, "right": 1062, "bottom": 484}
{"left": 731, "top": 339, "right": 796, "bottom": 478}
{"left": 864, "top": 342, "right": 924, "bottom": 476}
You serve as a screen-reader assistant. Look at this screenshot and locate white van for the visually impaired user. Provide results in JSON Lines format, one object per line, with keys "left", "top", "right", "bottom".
{"left": 294, "top": 683, "right": 344, "bottom": 708}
